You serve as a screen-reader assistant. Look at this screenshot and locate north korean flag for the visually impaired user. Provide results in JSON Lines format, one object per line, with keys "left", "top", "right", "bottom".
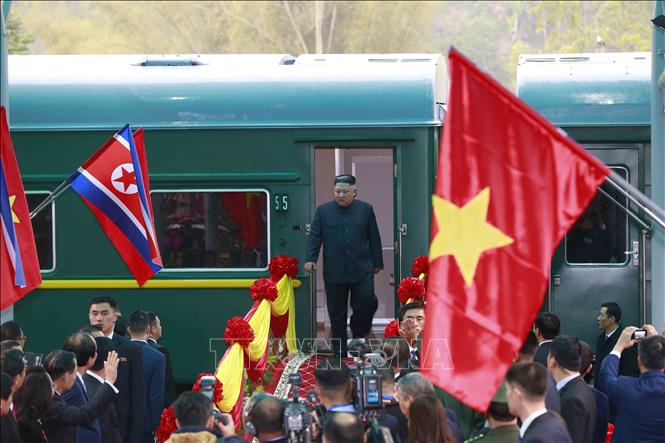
{"left": 68, "top": 125, "right": 162, "bottom": 285}
{"left": 1, "top": 106, "right": 42, "bottom": 309}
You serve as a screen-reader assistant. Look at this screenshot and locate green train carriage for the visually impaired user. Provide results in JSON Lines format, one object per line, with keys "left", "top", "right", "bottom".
{"left": 5, "top": 53, "right": 446, "bottom": 384}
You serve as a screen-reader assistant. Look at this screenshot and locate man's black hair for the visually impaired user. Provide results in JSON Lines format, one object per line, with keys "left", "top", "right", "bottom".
{"left": 1, "top": 372, "right": 12, "bottom": 400}
{"left": 147, "top": 311, "right": 159, "bottom": 327}
{"left": 323, "top": 412, "right": 364, "bottom": 443}
{"left": 534, "top": 312, "right": 560, "bottom": 339}
{"left": 79, "top": 324, "right": 104, "bottom": 335}
{"left": 399, "top": 301, "right": 425, "bottom": 322}
{"left": 314, "top": 359, "right": 351, "bottom": 390}
{"left": 579, "top": 340, "right": 594, "bottom": 379}
{"left": 549, "top": 335, "right": 582, "bottom": 372}
{"left": 487, "top": 401, "right": 515, "bottom": 422}
{"left": 505, "top": 362, "right": 547, "bottom": 399}
{"left": 172, "top": 391, "right": 213, "bottom": 427}
{"left": 43, "top": 350, "right": 76, "bottom": 381}
{"left": 0, "top": 320, "right": 22, "bottom": 341}
{"left": 519, "top": 331, "right": 539, "bottom": 358}
{"left": 128, "top": 310, "right": 150, "bottom": 334}
{"left": 601, "top": 302, "right": 622, "bottom": 323}
{"left": 334, "top": 174, "right": 356, "bottom": 185}
{"left": 249, "top": 395, "right": 285, "bottom": 434}
{"left": 0, "top": 349, "right": 25, "bottom": 378}
{"left": 89, "top": 295, "right": 118, "bottom": 309}
{"left": 63, "top": 332, "right": 97, "bottom": 367}
{"left": 0, "top": 340, "right": 21, "bottom": 353}
{"left": 114, "top": 314, "right": 128, "bottom": 337}
{"left": 638, "top": 335, "right": 665, "bottom": 371}
{"left": 91, "top": 337, "right": 115, "bottom": 372}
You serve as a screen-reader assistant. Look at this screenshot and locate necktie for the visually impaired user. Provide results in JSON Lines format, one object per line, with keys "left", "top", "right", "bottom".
{"left": 411, "top": 349, "right": 418, "bottom": 360}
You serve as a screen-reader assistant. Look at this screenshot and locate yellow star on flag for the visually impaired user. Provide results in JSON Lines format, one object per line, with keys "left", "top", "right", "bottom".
{"left": 429, "top": 187, "right": 514, "bottom": 286}
{"left": 9, "top": 195, "right": 20, "bottom": 223}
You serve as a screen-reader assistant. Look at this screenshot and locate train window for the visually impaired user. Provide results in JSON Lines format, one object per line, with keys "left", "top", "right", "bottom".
{"left": 26, "top": 193, "right": 55, "bottom": 272}
{"left": 151, "top": 190, "right": 269, "bottom": 270}
{"left": 565, "top": 168, "right": 628, "bottom": 265}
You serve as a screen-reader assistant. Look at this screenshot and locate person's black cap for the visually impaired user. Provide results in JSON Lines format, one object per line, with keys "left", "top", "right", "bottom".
{"left": 334, "top": 174, "right": 356, "bottom": 185}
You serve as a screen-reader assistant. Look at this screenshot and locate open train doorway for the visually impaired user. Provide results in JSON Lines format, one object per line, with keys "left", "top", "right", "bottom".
{"left": 312, "top": 147, "right": 396, "bottom": 341}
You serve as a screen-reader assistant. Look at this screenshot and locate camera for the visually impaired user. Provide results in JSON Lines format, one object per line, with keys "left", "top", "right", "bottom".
{"left": 632, "top": 329, "right": 647, "bottom": 340}
{"left": 198, "top": 375, "right": 216, "bottom": 401}
{"left": 211, "top": 408, "right": 229, "bottom": 426}
{"left": 283, "top": 373, "right": 313, "bottom": 443}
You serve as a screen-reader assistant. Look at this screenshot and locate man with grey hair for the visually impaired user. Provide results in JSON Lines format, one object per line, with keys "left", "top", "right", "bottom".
{"left": 394, "top": 372, "right": 462, "bottom": 442}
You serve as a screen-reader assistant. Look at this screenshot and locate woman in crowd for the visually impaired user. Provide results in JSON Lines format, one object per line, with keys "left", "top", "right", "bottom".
{"left": 407, "top": 395, "right": 458, "bottom": 443}
{"left": 13, "top": 349, "right": 119, "bottom": 443}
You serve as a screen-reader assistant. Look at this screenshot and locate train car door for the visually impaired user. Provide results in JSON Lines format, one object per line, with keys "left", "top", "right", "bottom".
{"left": 312, "top": 147, "right": 396, "bottom": 341}
{"left": 549, "top": 146, "right": 643, "bottom": 347}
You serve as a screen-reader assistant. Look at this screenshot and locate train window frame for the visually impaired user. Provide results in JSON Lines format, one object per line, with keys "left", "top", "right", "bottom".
{"left": 25, "top": 191, "right": 56, "bottom": 273}
{"left": 150, "top": 188, "right": 271, "bottom": 272}
{"left": 564, "top": 166, "right": 630, "bottom": 267}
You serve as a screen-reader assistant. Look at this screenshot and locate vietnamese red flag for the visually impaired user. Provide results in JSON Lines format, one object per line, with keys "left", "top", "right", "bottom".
{"left": 421, "top": 49, "right": 610, "bottom": 411}
{"left": 1, "top": 106, "right": 42, "bottom": 309}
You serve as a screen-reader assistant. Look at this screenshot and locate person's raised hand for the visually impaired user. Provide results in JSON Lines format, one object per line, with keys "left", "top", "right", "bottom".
{"left": 399, "top": 318, "right": 418, "bottom": 342}
{"left": 104, "top": 351, "right": 119, "bottom": 384}
{"left": 613, "top": 326, "right": 638, "bottom": 353}
{"left": 643, "top": 324, "right": 658, "bottom": 337}
{"left": 214, "top": 412, "right": 236, "bottom": 438}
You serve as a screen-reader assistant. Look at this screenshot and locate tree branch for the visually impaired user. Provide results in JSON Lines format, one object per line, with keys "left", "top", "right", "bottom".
{"left": 220, "top": 2, "right": 285, "bottom": 52}
{"left": 282, "top": 0, "right": 309, "bottom": 53}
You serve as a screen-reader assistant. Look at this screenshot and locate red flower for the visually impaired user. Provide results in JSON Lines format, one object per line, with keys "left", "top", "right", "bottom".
{"left": 249, "top": 278, "right": 279, "bottom": 302}
{"left": 269, "top": 255, "right": 299, "bottom": 281}
{"left": 155, "top": 406, "right": 177, "bottom": 443}
{"left": 411, "top": 256, "right": 429, "bottom": 278}
{"left": 223, "top": 316, "right": 255, "bottom": 347}
{"left": 213, "top": 379, "right": 224, "bottom": 404}
{"left": 397, "top": 277, "right": 426, "bottom": 304}
{"left": 384, "top": 320, "right": 400, "bottom": 338}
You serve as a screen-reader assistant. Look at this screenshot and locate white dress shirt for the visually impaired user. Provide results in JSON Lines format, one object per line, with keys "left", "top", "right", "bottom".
{"left": 519, "top": 408, "right": 548, "bottom": 438}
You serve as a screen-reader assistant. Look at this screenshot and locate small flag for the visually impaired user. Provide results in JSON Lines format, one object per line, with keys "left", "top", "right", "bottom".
{"left": 1, "top": 106, "right": 42, "bottom": 308}
{"left": 68, "top": 125, "right": 162, "bottom": 285}
{"left": 421, "top": 49, "right": 610, "bottom": 411}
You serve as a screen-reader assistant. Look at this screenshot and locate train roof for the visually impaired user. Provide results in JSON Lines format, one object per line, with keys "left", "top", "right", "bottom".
{"left": 517, "top": 52, "right": 650, "bottom": 127}
{"left": 7, "top": 53, "right": 446, "bottom": 131}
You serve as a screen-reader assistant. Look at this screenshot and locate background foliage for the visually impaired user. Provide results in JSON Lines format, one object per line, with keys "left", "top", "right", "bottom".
{"left": 7, "top": 0, "right": 653, "bottom": 89}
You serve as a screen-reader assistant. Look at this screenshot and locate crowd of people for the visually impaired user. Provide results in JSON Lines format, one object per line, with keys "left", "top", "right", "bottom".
{"left": 1, "top": 297, "right": 664, "bottom": 443}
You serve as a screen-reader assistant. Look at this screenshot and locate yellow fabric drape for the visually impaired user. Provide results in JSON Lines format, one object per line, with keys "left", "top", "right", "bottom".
{"left": 215, "top": 343, "right": 244, "bottom": 412}
{"left": 272, "top": 275, "right": 297, "bottom": 353}
{"left": 246, "top": 300, "right": 271, "bottom": 361}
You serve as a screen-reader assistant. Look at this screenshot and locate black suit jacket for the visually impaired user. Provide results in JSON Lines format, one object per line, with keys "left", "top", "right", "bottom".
{"left": 534, "top": 341, "right": 552, "bottom": 367}
{"left": 545, "top": 374, "right": 561, "bottom": 414}
{"left": 42, "top": 383, "right": 117, "bottom": 443}
{"left": 593, "top": 325, "right": 639, "bottom": 390}
{"left": 2, "top": 412, "right": 22, "bottom": 443}
{"left": 522, "top": 411, "right": 572, "bottom": 443}
{"left": 559, "top": 376, "right": 597, "bottom": 443}
{"left": 306, "top": 199, "right": 383, "bottom": 283}
{"left": 148, "top": 339, "right": 177, "bottom": 407}
{"left": 110, "top": 333, "right": 146, "bottom": 443}
{"left": 84, "top": 374, "right": 123, "bottom": 443}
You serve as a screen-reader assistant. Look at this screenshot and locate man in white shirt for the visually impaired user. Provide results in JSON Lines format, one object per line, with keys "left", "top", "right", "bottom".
{"left": 505, "top": 362, "right": 572, "bottom": 443}
{"left": 85, "top": 336, "right": 123, "bottom": 443}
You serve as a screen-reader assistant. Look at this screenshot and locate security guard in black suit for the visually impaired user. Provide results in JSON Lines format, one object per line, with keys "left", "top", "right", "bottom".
{"left": 305, "top": 174, "right": 383, "bottom": 354}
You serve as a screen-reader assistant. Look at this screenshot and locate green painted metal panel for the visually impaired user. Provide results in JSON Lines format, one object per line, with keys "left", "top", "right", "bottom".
{"left": 8, "top": 54, "right": 445, "bottom": 130}
{"left": 517, "top": 53, "right": 651, "bottom": 127}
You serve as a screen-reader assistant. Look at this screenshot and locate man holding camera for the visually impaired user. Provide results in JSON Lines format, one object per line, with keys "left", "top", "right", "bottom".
{"left": 305, "top": 174, "right": 383, "bottom": 355}
{"left": 167, "top": 391, "right": 242, "bottom": 443}
{"left": 599, "top": 324, "right": 665, "bottom": 442}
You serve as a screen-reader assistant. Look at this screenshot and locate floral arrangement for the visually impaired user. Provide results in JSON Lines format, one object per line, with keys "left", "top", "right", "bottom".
{"left": 223, "top": 316, "right": 255, "bottom": 348}
{"left": 249, "top": 278, "right": 279, "bottom": 302}
{"left": 384, "top": 320, "right": 400, "bottom": 338}
{"left": 192, "top": 373, "right": 224, "bottom": 404}
{"left": 411, "top": 255, "right": 429, "bottom": 278}
{"left": 269, "top": 255, "right": 299, "bottom": 282}
{"left": 397, "top": 277, "right": 426, "bottom": 304}
{"left": 155, "top": 406, "right": 176, "bottom": 443}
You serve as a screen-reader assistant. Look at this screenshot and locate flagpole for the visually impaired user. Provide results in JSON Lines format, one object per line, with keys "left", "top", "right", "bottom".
{"left": 605, "top": 170, "right": 665, "bottom": 232}
{"left": 29, "top": 178, "right": 72, "bottom": 219}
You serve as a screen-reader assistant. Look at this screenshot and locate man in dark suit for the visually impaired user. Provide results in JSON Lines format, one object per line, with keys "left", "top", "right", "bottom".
{"left": 1, "top": 320, "right": 43, "bottom": 368}
{"left": 305, "top": 174, "right": 383, "bottom": 355}
{"left": 62, "top": 332, "right": 103, "bottom": 443}
{"left": 578, "top": 340, "right": 609, "bottom": 443}
{"left": 89, "top": 296, "right": 146, "bottom": 443}
{"left": 0, "top": 348, "right": 25, "bottom": 442}
{"left": 505, "top": 362, "right": 572, "bottom": 443}
{"left": 147, "top": 311, "right": 177, "bottom": 407}
{"left": 548, "top": 336, "right": 596, "bottom": 443}
{"left": 594, "top": 302, "right": 639, "bottom": 389}
{"left": 1, "top": 371, "right": 21, "bottom": 443}
{"left": 600, "top": 325, "right": 665, "bottom": 443}
{"left": 128, "top": 310, "right": 165, "bottom": 443}
{"left": 84, "top": 336, "right": 123, "bottom": 443}
{"left": 533, "top": 312, "right": 560, "bottom": 367}
{"left": 398, "top": 302, "right": 424, "bottom": 368}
